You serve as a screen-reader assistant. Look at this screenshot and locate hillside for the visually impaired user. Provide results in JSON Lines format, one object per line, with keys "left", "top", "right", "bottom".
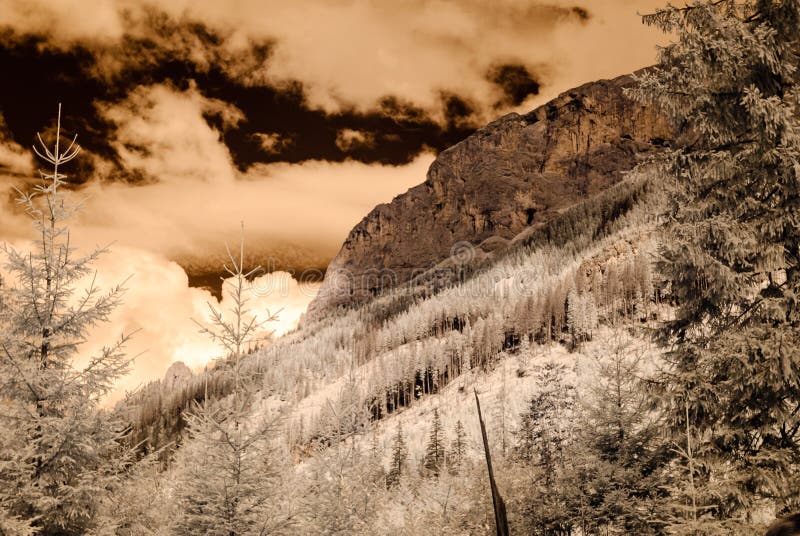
{"left": 122, "top": 173, "right": 662, "bottom": 456}
{"left": 112, "top": 64, "right": 682, "bottom": 531}
{"left": 116, "top": 167, "right": 672, "bottom": 534}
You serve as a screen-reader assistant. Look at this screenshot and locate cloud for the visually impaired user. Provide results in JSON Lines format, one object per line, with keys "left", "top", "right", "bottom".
{"left": 168, "top": 0, "right": 591, "bottom": 117}
{"left": 517, "top": 0, "right": 669, "bottom": 109}
{"left": 2, "top": 239, "right": 320, "bottom": 404}
{"left": 488, "top": 63, "right": 541, "bottom": 108}
{"left": 103, "top": 82, "right": 243, "bottom": 184}
{"left": 0, "top": 0, "right": 666, "bottom": 121}
{"left": 253, "top": 132, "right": 293, "bottom": 155}
{"left": 123, "top": 0, "right": 665, "bottom": 120}
{"left": 51, "top": 84, "right": 434, "bottom": 269}
{"left": 0, "top": 0, "right": 125, "bottom": 43}
{"left": 0, "top": 25, "right": 474, "bottom": 171}
{"left": 0, "top": 115, "right": 32, "bottom": 175}
{"left": 2, "top": 84, "right": 434, "bottom": 266}
{"left": 335, "top": 128, "right": 376, "bottom": 153}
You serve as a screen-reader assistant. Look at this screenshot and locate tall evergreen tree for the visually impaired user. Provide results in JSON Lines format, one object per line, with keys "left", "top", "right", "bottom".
{"left": 0, "top": 106, "right": 133, "bottom": 535}
{"left": 172, "top": 228, "right": 289, "bottom": 535}
{"left": 386, "top": 423, "right": 408, "bottom": 488}
{"left": 422, "top": 408, "right": 445, "bottom": 477}
{"left": 513, "top": 363, "right": 577, "bottom": 534}
{"left": 579, "top": 332, "right": 664, "bottom": 534}
{"left": 629, "top": 0, "right": 800, "bottom": 520}
{"left": 449, "top": 420, "right": 468, "bottom": 475}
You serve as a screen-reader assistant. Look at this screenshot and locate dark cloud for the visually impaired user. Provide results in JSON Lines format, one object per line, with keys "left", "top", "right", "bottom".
{"left": 571, "top": 7, "right": 591, "bottom": 21}
{"left": 0, "top": 31, "right": 120, "bottom": 184}
{"left": 0, "top": 14, "right": 481, "bottom": 185}
{"left": 440, "top": 93, "right": 479, "bottom": 130}
{"left": 488, "top": 63, "right": 542, "bottom": 108}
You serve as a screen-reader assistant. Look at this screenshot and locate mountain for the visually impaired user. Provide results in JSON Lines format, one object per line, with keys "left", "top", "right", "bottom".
{"left": 305, "top": 72, "right": 673, "bottom": 322}
{"left": 117, "top": 72, "right": 681, "bottom": 535}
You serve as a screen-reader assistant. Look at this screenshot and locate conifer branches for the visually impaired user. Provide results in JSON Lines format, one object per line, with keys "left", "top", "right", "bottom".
{"left": 193, "top": 223, "right": 278, "bottom": 388}
{"left": 629, "top": 0, "right": 800, "bottom": 521}
{"left": 174, "top": 224, "right": 291, "bottom": 535}
{"left": 0, "top": 105, "right": 133, "bottom": 535}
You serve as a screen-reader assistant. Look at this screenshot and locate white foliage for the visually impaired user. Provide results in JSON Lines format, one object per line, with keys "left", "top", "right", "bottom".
{"left": 0, "top": 106, "right": 133, "bottom": 535}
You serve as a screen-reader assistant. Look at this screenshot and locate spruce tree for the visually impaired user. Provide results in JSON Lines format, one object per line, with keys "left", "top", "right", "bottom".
{"left": 0, "top": 106, "right": 133, "bottom": 535}
{"left": 386, "top": 423, "right": 408, "bottom": 488}
{"left": 449, "top": 420, "right": 468, "bottom": 475}
{"left": 422, "top": 408, "right": 445, "bottom": 477}
{"left": 514, "top": 363, "right": 575, "bottom": 473}
{"left": 629, "top": 0, "right": 800, "bottom": 520}
{"left": 173, "top": 228, "right": 289, "bottom": 535}
{"left": 513, "top": 363, "right": 577, "bottom": 533}
{"left": 579, "top": 331, "right": 664, "bottom": 534}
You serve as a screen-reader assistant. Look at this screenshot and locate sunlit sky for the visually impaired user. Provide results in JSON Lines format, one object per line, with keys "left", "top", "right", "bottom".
{"left": 0, "top": 0, "right": 667, "bottom": 400}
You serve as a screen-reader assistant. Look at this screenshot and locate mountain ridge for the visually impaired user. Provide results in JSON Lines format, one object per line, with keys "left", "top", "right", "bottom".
{"left": 305, "top": 71, "right": 673, "bottom": 322}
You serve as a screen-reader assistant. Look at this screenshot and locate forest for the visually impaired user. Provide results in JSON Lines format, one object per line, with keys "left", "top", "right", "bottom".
{"left": 1, "top": 1, "right": 799, "bottom": 535}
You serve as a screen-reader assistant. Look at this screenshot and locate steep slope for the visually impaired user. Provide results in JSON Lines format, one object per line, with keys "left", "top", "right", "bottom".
{"left": 306, "top": 72, "right": 673, "bottom": 322}
{"left": 121, "top": 174, "right": 660, "bottom": 459}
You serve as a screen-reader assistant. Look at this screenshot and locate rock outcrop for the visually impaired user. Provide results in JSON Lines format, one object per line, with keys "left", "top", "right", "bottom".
{"left": 305, "top": 73, "right": 673, "bottom": 322}
{"left": 163, "top": 361, "right": 193, "bottom": 390}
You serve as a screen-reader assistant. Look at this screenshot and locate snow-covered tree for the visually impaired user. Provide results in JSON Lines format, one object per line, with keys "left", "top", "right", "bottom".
{"left": 173, "top": 400, "right": 287, "bottom": 536}
{"left": 0, "top": 106, "right": 133, "bottom": 535}
{"left": 579, "top": 331, "right": 664, "bottom": 534}
{"left": 513, "top": 363, "right": 577, "bottom": 533}
{"left": 629, "top": 0, "right": 800, "bottom": 519}
{"left": 567, "top": 289, "right": 599, "bottom": 349}
{"left": 303, "top": 424, "right": 387, "bottom": 534}
{"left": 95, "top": 450, "right": 177, "bottom": 536}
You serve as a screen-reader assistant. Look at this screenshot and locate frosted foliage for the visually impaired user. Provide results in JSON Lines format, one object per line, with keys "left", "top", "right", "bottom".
{"left": 0, "top": 106, "right": 132, "bottom": 535}
{"left": 172, "top": 231, "right": 293, "bottom": 535}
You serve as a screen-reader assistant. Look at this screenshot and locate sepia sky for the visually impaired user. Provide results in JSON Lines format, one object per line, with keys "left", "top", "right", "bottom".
{"left": 0, "top": 0, "right": 667, "bottom": 398}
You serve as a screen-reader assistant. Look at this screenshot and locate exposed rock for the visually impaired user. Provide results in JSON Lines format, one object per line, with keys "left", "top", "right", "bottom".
{"left": 305, "top": 73, "right": 673, "bottom": 322}
{"left": 163, "top": 361, "right": 193, "bottom": 390}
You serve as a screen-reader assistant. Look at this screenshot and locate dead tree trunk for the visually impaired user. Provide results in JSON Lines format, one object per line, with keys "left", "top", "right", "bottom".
{"left": 475, "top": 388, "right": 509, "bottom": 536}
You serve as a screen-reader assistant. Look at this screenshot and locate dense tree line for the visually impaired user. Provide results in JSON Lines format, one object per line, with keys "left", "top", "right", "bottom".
{"left": 122, "top": 173, "right": 661, "bottom": 457}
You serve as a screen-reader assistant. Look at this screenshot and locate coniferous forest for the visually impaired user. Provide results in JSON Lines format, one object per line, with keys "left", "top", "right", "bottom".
{"left": 1, "top": 1, "right": 799, "bottom": 535}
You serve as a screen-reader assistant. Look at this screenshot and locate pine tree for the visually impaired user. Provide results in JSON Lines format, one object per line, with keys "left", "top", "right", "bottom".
{"left": 422, "top": 408, "right": 445, "bottom": 477}
{"left": 449, "top": 420, "right": 468, "bottom": 475}
{"left": 578, "top": 331, "right": 665, "bottom": 534}
{"left": 386, "top": 423, "right": 408, "bottom": 488}
{"left": 567, "top": 287, "right": 582, "bottom": 348}
{"left": 173, "top": 228, "right": 290, "bottom": 535}
{"left": 368, "top": 431, "right": 387, "bottom": 484}
{"left": 567, "top": 288, "right": 598, "bottom": 349}
{"left": 304, "top": 433, "right": 386, "bottom": 534}
{"left": 514, "top": 363, "right": 576, "bottom": 472}
{"left": 513, "top": 363, "right": 577, "bottom": 533}
{"left": 0, "top": 106, "right": 133, "bottom": 535}
{"left": 493, "top": 359, "right": 509, "bottom": 458}
{"left": 629, "top": 0, "right": 800, "bottom": 520}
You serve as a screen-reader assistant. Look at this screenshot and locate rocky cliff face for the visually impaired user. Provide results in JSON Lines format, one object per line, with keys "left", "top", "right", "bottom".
{"left": 305, "top": 73, "right": 673, "bottom": 322}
